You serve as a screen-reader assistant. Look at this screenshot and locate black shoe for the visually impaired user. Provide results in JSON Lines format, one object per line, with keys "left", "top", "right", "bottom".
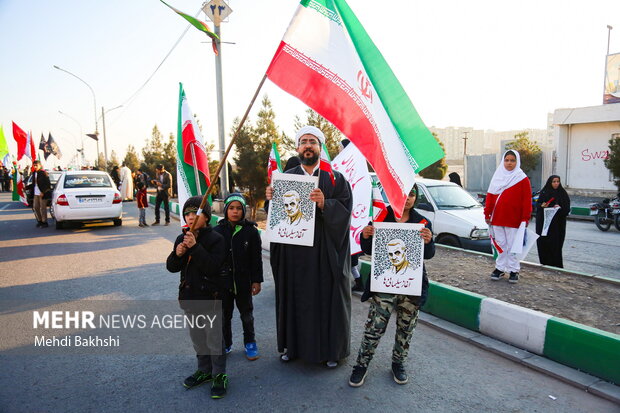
{"left": 36, "top": 221, "right": 42, "bottom": 227}
{"left": 352, "top": 278, "right": 364, "bottom": 292}
{"left": 164, "top": 222, "right": 170, "bottom": 226}
{"left": 349, "top": 365, "right": 368, "bottom": 387}
{"left": 391, "top": 363, "right": 408, "bottom": 384}
{"left": 210, "top": 373, "right": 228, "bottom": 399}
{"left": 508, "top": 272, "right": 519, "bottom": 284}
{"left": 40, "top": 222, "right": 49, "bottom": 228}
{"left": 183, "top": 370, "right": 212, "bottom": 389}
{"left": 152, "top": 221, "right": 160, "bottom": 226}
{"left": 490, "top": 269, "right": 503, "bottom": 281}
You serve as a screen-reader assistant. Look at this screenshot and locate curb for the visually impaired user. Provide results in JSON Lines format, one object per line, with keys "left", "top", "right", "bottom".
{"left": 358, "top": 259, "right": 620, "bottom": 391}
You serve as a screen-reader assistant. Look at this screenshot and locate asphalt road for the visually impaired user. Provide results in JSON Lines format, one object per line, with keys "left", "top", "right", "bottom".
{"left": 0, "top": 193, "right": 617, "bottom": 412}
{"left": 524, "top": 218, "right": 620, "bottom": 280}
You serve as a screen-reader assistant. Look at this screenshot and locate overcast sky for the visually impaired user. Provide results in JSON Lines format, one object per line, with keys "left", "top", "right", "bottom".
{"left": 1, "top": 0, "right": 618, "bottom": 167}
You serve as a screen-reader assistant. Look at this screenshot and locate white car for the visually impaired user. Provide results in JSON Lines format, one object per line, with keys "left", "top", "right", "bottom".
{"left": 371, "top": 175, "right": 491, "bottom": 253}
{"left": 414, "top": 178, "right": 490, "bottom": 253}
{"left": 51, "top": 170, "right": 123, "bottom": 229}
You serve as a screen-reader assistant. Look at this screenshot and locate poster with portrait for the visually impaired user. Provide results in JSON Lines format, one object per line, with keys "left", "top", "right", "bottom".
{"left": 541, "top": 206, "right": 560, "bottom": 236}
{"left": 370, "top": 222, "right": 424, "bottom": 296}
{"left": 267, "top": 172, "right": 318, "bottom": 246}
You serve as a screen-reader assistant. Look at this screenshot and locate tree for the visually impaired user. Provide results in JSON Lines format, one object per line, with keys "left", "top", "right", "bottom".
{"left": 293, "top": 108, "right": 342, "bottom": 159}
{"left": 95, "top": 152, "right": 106, "bottom": 170}
{"left": 506, "top": 132, "right": 541, "bottom": 174}
{"left": 231, "top": 117, "right": 265, "bottom": 219}
{"left": 142, "top": 125, "right": 166, "bottom": 180}
{"left": 106, "top": 150, "right": 120, "bottom": 172}
{"left": 255, "top": 95, "right": 291, "bottom": 151}
{"left": 604, "top": 135, "right": 620, "bottom": 191}
{"left": 123, "top": 145, "right": 141, "bottom": 172}
{"left": 418, "top": 133, "right": 448, "bottom": 180}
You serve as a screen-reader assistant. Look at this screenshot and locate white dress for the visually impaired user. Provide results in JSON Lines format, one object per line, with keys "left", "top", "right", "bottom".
{"left": 119, "top": 166, "right": 134, "bottom": 201}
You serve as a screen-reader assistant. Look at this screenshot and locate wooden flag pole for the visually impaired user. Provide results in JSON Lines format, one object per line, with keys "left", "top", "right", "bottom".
{"left": 189, "top": 73, "right": 268, "bottom": 234}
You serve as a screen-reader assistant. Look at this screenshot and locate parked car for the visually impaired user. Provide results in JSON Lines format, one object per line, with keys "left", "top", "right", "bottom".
{"left": 51, "top": 170, "right": 123, "bottom": 229}
{"left": 371, "top": 175, "right": 491, "bottom": 253}
{"left": 25, "top": 170, "right": 63, "bottom": 207}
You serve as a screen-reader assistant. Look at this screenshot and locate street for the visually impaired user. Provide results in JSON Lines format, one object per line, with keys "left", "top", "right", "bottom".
{"left": 0, "top": 193, "right": 617, "bottom": 412}
{"left": 524, "top": 218, "right": 620, "bottom": 280}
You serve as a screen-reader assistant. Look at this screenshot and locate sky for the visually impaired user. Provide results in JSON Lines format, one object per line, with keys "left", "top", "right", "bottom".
{"left": 1, "top": 0, "right": 619, "bottom": 168}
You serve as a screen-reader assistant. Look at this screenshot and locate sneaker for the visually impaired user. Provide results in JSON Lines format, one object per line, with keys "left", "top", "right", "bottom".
{"left": 508, "top": 272, "right": 519, "bottom": 284}
{"left": 490, "top": 269, "right": 503, "bottom": 281}
{"left": 349, "top": 365, "right": 368, "bottom": 387}
{"left": 40, "top": 222, "right": 49, "bottom": 228}
{"left": 280, "top": 353, "right": 290, "bottom": 362}
{"left": 143, "top": 223, "right": 149, "bottom": 227}
{"left": 391, "top": 362, "right": 408, "bottom": 384}
{"left": 138, "top": 223, "right": 145, "bottom": 227}
{"left": 245, "top": 342, "right": 259, "bottom": 361}
{"left": 210, "top": 373, "right": 228, "bottom": 399}
{"left": 36, "top": 221, "right": 42, "bottom": 227}
{"left": 165, "top": 222, "right": 170, "bottom": 226}
{"left": 183, "top": 370, "right": 212, "bottom": 389}
{"left": 225, "top": 345, "right": 232, "bottom": 354}
{"left": 152, "top": 221, "right": 160, "bottom": 226}
{"left": 326, "top": 360, "right": 338, "bottom": 368}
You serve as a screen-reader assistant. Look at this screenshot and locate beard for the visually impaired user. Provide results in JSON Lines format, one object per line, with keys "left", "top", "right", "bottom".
{"left": 300, "top": 149, "right": 319, "bottom": 166}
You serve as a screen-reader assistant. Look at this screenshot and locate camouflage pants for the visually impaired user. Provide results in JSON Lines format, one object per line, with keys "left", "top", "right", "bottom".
{"left": 356, "top": 293, "right": 420, "bottom": 368}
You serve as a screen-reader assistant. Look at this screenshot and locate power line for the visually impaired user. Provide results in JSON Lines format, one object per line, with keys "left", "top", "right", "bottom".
{"left": 110, "top": 7, "right": 204, "bottom": 125}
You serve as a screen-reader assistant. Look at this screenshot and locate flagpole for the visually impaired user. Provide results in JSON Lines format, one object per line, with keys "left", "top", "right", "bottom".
{"left": 189, "top": 143, "right": 202, "bottom": 195}
{"left": 189, "top": 73, "right": 267, "bottom": 234}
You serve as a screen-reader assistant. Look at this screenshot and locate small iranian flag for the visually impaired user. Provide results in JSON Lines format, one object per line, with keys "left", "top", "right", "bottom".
{"left": 160, "top": 0, "right": 219, "bottom": 55}
{"left": 370, "top": 180, "right": 388, "bottom": 222}
{"left": 12, "top": 163, "right": 26, "bottom": 205}
{"left": 267, "top": 0, "right": 444, "bottom": 218}
{"left": 320, "top": 143, "right": 335, "bottom": 186}
{"left": 176, "top": 83, "right": 211, "bottom": 223}
{"left": 267, "top": 142, "right": 282, "bottom": 184}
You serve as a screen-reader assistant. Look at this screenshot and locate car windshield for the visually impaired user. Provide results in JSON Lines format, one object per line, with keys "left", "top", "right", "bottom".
{"left": 426, "top": 185, "right": 481, "bottom": 210}
{"left": 64, "top": 174, "right": 112, "bottom": 188}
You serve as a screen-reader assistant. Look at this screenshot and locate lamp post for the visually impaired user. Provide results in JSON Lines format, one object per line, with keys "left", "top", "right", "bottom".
{"left": 98, "top": 105, "right": 123, "bottom": 167}
{"left": 58, "top": 110, "right": 84, "bottom": 166}
{"left": 53, "top": 64, "right": 99, "bottom": 158}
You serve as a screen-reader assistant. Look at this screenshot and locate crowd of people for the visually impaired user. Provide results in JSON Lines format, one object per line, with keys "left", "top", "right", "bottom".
{"left": 7, "top": 126, "right": 577, "bottom": 400}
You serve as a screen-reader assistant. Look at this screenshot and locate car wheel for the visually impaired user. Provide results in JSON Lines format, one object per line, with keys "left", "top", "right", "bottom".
{"left": 49, "top": 204, "right": 55, "bottom": 220}
{"left": 55, "top": 220, "right": 63, "bottom": 230}
{"left": 113, "top": 219, "right": 122, "bottom": 226}
{"left": 437, "top": 234, "right": 461, "bottom": 248}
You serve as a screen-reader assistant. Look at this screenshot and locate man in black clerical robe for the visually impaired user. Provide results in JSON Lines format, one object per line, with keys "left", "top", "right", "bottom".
{"left": 266, "top": 125, "right": 352, "bottom": 367}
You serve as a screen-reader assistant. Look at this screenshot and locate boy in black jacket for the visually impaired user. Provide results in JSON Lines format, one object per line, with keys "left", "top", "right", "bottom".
{"left": 166, "top": 196, "right": 230, "bottom": 399}
{"left": 214, "top": 193, "right": 264, "bottom": 361}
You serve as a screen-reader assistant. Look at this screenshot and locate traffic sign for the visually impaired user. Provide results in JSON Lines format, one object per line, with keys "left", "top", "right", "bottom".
{"left": 202, "top": 0, "right": 232, "bottom": 26}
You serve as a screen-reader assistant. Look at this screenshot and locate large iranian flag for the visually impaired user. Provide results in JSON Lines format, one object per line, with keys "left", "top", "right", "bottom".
{"left": 267, "top": 0, "right": 443, "bottom": 217}
{"left": 176, "top": 83, "right": 211, "bottom": 224}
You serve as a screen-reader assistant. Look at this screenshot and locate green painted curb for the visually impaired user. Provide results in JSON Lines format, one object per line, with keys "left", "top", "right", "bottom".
{"left": 421, "top": 281, "right": 485, "bottom": 331}
{"left": 544, "top": 317, "right": 620, "bottom": 384}
{"left": 570, "top": 206, "right": 590, "bottom": 216}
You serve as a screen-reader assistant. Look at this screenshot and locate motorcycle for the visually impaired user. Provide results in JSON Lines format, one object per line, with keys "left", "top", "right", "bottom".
{"left": 589, "top": 195, "right": 620, "bottom": 231}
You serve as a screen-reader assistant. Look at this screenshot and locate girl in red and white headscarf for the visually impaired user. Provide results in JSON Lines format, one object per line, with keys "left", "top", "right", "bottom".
{"left": 484, "top": 150, "right": 532, "bottom": 284}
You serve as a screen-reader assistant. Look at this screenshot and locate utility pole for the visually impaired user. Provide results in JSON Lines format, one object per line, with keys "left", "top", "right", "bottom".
{"left": 462, "top": 131, "right": 469, "bottom": 188}
{"left": 204, "top": 0, "right": 233, "bottom": 198}
{"left": 101, "top": 107, "right": 109, "bottom": 165}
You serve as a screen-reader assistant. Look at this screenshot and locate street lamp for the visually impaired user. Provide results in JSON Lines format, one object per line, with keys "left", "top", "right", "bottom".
{"left": 53, "top": 64, "right": 99, "bottom": 157}
{"left": 603, "top": 25, "right": 613, "bottom": 103}
{"left": 58, "top": 110, "right": 85, "bottom": 166}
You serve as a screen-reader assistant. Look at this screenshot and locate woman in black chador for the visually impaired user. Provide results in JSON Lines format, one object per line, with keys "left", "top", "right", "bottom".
{"left": 535, "top": 175, "right": 570, "bottom": 268}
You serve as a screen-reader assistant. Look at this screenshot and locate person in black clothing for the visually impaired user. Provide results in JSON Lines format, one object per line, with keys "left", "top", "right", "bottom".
{"left": 214, "top": 193, "right": 264, "bottom": 361}
{"left": 166, "top": 196, "right": 230, "bottom": 398}
{"left": 448, "top": 172, "right": 462, "bottom": 187}
{"left": 110, "top": 166, "right": 121, "bottom": 189}
{"left": 349, "top": 184, "right": 435, "bottom": 387}
{"left": 26, "top": 160, "right": 51, "bottom": 228}
{"left": 535, "top": 175, "right": 570, "bottom": 268}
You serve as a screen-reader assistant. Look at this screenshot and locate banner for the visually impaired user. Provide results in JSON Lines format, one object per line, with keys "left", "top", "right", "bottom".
{"left": 331, "top": 141, "right": 371, "bottom": 254}
{"left": 604, "top": 52, "right": 620, "bottom": 104}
